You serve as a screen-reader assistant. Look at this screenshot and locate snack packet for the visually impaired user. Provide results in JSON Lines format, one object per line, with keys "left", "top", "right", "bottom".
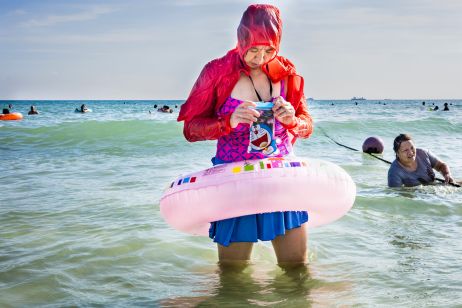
{"left": 248, "top": 102, "right": 279, "bottom": 156}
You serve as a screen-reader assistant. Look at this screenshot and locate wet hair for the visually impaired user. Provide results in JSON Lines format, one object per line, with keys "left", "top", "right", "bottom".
{"left": 393, "top": 133, "right": 413, "bottom": 154}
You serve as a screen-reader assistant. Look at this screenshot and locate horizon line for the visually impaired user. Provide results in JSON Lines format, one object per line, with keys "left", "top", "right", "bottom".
{"left": 2, "top": 98, "right": 462, "bottom": 102}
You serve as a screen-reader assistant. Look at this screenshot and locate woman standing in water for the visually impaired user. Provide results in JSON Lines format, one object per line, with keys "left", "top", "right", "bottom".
{"left": 178, "top": 4, "right": 313, "bottom": 264}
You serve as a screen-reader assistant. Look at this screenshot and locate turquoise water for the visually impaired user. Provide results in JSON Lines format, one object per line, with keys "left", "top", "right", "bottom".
{"left": 1, "top": 99, "right": 461, "bottom": 307}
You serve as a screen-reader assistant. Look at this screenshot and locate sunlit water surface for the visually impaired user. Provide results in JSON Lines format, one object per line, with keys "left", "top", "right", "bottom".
{"left": 1, "top": 100, "right": 461, "bottom": 306}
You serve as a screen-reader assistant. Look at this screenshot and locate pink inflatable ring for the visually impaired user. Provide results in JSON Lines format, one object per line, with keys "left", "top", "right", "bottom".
{"left": 160, "top": 157, "right": 356, "bottom": 236}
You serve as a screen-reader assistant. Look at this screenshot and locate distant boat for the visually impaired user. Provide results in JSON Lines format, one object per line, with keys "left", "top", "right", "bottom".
{"left": 351, "top": 97, "right": 366, "bottom": 100}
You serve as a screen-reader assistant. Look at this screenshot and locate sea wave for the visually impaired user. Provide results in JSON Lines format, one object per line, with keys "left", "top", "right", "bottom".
{"left": 1, "top": 119, "right": 184, "bottom": 155}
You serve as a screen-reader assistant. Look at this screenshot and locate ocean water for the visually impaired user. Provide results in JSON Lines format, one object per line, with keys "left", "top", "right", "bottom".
{"left": 1, "top": 99, "right": 461, "bottom": 307}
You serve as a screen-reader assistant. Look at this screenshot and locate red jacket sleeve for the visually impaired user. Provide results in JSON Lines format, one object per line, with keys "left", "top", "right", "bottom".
{"left": 178, "top": 62, "right": 232, "bottom": 142}
{"left": 183, "top": 114, "right": 232, "bottom": 142}
{"left": 282, "top": 75, "right": 314, "bottom": 140}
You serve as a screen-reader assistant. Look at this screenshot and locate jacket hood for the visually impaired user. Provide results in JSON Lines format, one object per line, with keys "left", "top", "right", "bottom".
{"left": 237, "top": 4, "right": 282, "bottom": 61}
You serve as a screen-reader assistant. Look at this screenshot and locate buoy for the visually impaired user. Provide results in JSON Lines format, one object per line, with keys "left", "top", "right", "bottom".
{"left": 362, "top": 136, "right": 384, "bottom": 154}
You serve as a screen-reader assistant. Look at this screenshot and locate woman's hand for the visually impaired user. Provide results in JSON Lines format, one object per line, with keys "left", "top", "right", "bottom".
{"left": 443, "top": 172, "right": 454, "bottom": 184}
{"left": 435, "top": 161, "right": 455, "bottom": 184}
{"left": 230, "top": 101, "right": 260, "bottom": 128}
{"left": 272, "top": 96, "right": 296, "bottom": 126}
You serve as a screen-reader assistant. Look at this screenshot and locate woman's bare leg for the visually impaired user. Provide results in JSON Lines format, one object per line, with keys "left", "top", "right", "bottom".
{"left": 218, "top": 242, "right": 254, "bottom": 262}
{"left": 271, "top": 224, "right": 308, "bottom": 264}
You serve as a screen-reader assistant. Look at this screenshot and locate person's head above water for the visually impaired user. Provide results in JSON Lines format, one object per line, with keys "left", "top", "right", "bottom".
{"left": 237, "top": 4, "right": 282, "bottom": 67}
{"left": 393, "top": 133, "right": 415, "bottom": 162}
{"left": 28, "top": 105, "right": 39, "bottom": 115}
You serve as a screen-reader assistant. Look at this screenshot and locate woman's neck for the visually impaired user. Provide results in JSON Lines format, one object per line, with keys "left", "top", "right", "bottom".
{"left": 249, "top": 67, "right": 264, "bottom": 78}
{"left": 398, "top": 159, "right": 417, "bottom": 171}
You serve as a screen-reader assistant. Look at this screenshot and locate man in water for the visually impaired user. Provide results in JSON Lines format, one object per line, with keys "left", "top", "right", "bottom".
{"left": 28, "top": 105, "right": 39, "bottom": 115}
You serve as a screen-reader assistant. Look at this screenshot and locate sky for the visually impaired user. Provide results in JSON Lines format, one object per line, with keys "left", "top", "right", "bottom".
{"left": 0, "top": 0, "right": 461, "bottom": 100}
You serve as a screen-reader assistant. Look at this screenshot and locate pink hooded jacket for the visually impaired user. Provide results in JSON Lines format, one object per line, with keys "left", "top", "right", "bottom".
{"left": 178, "top": 4, "right": 313, "bottom": 144}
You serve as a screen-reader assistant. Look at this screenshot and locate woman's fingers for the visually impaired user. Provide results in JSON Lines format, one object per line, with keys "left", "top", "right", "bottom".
{"left": 273, "top": 99, "right": 294, "bottom": 119}
{"left": 240, "top": 100, "right": 258, "bottom": 108}
{"left": 236, "top": 112, "right": 258, "bottom": 123}
{"left": 237, "top": 102, "right": 259, "bottom": 120}
{"left": 271, "top": 96, "right": 296, "bottom": 126}
{"left": 239, "top": 101, "right": 260, "bottom": 117}
{"left": 230, "top": 101, "right": 260, "bottom": 128}
{"left": 230, "top": 98, "right": 298, "bottom": 128}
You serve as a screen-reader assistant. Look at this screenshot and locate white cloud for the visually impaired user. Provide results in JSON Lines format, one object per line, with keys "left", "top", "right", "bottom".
{"left": 21, "top": 5, "right": 118, "bottom": 27}
{"left": 8, "top": 9, "right": 27, "bottom": 16}
{"left": 19, "top": 28, "right": 161, "bottom": 45}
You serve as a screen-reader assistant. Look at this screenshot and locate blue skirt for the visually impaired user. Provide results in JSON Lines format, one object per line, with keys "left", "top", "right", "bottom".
{"left": 209, "top": 157, "right": 309, "bottom": 247}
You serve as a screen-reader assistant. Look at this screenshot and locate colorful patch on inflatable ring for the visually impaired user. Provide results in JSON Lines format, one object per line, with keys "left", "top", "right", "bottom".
{"left": 0, "top": 112, "right": 23, "bottom": 121}
{"left": 160, "top": 156, "right": 356, "bottom": 236}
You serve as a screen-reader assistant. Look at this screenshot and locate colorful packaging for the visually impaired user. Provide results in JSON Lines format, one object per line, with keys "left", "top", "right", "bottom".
{"left": 248, "top": 102, "right": 279, "bottom": 156}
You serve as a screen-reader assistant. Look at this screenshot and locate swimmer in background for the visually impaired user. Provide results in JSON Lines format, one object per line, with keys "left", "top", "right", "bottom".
{"left": 178, "top": 4, "right": 313, "bottom": 265}
{"left": 76, "top": 104, "right": 89, "bottom": 113}
{"left": 28, "top": 105, "right": 39, "bottom": 115}
{"left": 420, "top": 101, "right": 426, "bottom": 111}
{"left": 158, "top": 105, "right": 173, "bottom": 113}
{"left": 388, "top": 134, "right": 457, "bottom": 187}
{"left": 443, "top": 103, "right": 449, "bottom": 111}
